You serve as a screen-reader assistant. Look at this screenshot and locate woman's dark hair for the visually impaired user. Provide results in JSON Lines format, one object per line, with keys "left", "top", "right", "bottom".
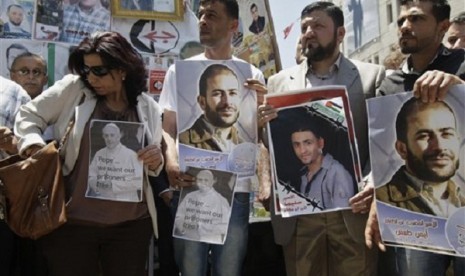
{"left": 68, "top": 31, "right": 147, "bottom": 107}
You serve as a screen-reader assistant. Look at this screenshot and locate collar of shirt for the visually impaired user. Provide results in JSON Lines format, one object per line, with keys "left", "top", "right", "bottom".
{"left": 306, "top": 53, "right": 341, "bottom": 87}
{"left": 403, "top": 170, "right": 456, "bottom": 217}
{"left": 299, "top": 153, "right": 334, "bottom": 175}
{"left": 7, "top": 22, "right": 25, "bottom": 33}
{"left": 75, "top": 3, "right": 97, "bottom": 15}
{"left": 401, "top": 44, "right": 452, "bottom": 75}
{"left": 403, "top": 169, "right": 456, "bottom": 203}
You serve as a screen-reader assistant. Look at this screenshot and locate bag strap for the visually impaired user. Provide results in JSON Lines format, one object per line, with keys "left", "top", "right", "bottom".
{"left": 57, "top": 120, "right": 75, "bottom": 151}
{"left": 57, "top": 94, "right": 85, "bottom": 151}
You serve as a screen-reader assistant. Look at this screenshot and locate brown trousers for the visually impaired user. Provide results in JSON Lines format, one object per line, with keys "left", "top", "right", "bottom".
{"left": 283, "top": 210, "right": 377, "bottom": 276}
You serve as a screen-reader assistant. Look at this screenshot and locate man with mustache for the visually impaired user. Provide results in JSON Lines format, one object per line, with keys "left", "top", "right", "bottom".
{"left": 179, "top": 64, "right": 242, "bottom": 152}
{"left": 159, "top": 1, "right": 266, "bottom": 275}
{"left": 259, "top": 2, "right": 385, "bottom": 275}
{"left": 365, "top": 1, "right": 465, "bottom": 275}
{"left": 376, "top": 97, "right": 465, "bottom": 216}
{"left": 10, "top": 52, "right": 48, "bottom": 99}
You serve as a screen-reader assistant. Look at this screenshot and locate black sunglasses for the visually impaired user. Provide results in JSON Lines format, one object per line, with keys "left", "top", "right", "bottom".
{"left": 82, "top": 65, "right": 114, "bottom": 77}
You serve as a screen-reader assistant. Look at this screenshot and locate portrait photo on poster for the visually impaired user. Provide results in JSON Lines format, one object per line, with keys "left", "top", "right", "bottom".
{"left": 87, "top": 120, "right": 146, "bottom": 203}
{"left": 368, "top": 85, "right": 465, "bottom": 256}
{"left": 175, "top": 60, "right": 257, "bottom": 178}
{"left": 112, "top": 0, "right": 183, "bottom": 21}
{"left": 234, "top": 0, "right": 280, "bottom": 79}
{"left": 0, "top": 39, "right": 47, "bottom": 77}
{"left": 266, "top": 87, "right": 361, "bottom": 218}
{"left": 34, "top": 0, "right": 111, "bottom": 44}
{"left": 0, "top": 0, "right": 33, "bottom": 39}
{"left": 173, "top": 166, "right": 237, "bottom": 245}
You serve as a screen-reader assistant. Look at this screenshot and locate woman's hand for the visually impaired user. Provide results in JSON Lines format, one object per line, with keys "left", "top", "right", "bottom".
{"left": 138, "top": 144, "right": 163, "bottom": 171}
{"left": 24, "top": 144, "right": 44, "bottom": 157}
{"left": 0, "top": 127, "right": 18, "bottom": 154}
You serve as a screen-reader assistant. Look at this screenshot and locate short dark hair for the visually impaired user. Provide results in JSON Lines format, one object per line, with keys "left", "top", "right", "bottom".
{"left": 198, "top": 64, "right": 238, "bottom": 97}
{"left": 400, "top": 0, "right": 450, "bottom": 22}
{"left": 395, "top": 97, "right": 456, "bottom": 143}
{"left": 11, "top": 52, "right": 48, "bottom": 73}
{"left": 200, "top": 0, "right": 239, "bottom": 20}
{"left": 6, "top": 43, "right": 28, "bottom": 58}
{"left": 301, "top": 2, "right": 344, "bottom": 28}
{"left": 68, "top": 31, "right": 147, "bottom": 107}
{"left": 451, "top": 11, "right": 465, "bottom": 24}
{"left": 250, "top": 3, "right": 257, "bottom": 11}
{"left": 291, "top": 124, "right": 322, "bottom": 140}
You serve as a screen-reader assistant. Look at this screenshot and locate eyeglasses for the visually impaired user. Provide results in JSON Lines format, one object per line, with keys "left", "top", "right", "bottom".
{"left": 11, "top": 68, "right": 46, "bottom": 77}
{"left": 82, "top": 65, "right": 113, "bottom": 77}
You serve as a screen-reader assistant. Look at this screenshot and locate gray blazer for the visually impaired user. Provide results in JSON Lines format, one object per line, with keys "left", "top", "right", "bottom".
{"left": 267, "top": 55, "right": 385, "bottom": 246}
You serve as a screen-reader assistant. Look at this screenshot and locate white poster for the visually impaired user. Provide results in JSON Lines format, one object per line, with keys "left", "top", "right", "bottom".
{"left": 173, "top": 167, "right": 236, "bottom": 244}
{"left": 87, "top": 120, "right": 145, "bottom": 203}
{"left": 369, "top": 85, "right": 465, "bottom": 256}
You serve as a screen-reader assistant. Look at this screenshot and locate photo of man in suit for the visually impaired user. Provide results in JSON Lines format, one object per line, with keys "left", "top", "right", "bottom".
{"left": 1, "top": 4, "right": 31, "bottom": 39}
{"left": 248, "top": 3, "right": 265, "bottom": 35}
{"left": 291, "top": 124, "right": 354, "bottom": 210}
{"left": 376, "top": 97, "right": 465, "bottom": 217}
{"left": 178, "top": 63, "right": 242, "bottom": 152}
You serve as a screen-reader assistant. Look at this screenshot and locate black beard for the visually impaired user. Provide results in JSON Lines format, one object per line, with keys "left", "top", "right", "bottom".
{"left": 406, "top": 147, "right": 459, "bottom": 182}
{"left": 304, "top": 32, "right": 338, "bottom": 62}
{"left": 10, "top": 20, "right": 22, "bottom": 27}
{"left": 204, "top": 105, "right": 239, "bottom": 128}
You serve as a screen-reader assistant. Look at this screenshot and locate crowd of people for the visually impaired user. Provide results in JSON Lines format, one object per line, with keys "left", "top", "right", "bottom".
{"left": 0, "top": 0, "right": 465, "bottom": 276}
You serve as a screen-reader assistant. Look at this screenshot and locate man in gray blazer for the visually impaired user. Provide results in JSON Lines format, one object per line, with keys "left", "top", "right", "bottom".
{"left": 259, "top": 2, "right": 384, "bottom": 275}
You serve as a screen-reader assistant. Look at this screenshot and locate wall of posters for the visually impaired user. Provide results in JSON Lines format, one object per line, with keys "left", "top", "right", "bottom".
{"left": 368, "top": 85, "right": 465, "bottom": 256}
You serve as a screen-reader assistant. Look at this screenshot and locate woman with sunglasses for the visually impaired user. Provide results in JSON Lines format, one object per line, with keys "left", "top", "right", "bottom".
{"left": 14, "top": 31, "right": 164, "bottom": 276}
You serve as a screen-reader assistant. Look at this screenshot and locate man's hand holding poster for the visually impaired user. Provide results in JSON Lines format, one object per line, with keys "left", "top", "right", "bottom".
{"left": 174, "top": 60, "right": 257, "bottom": 243}
{"left": 266, "top": 86, "right": 362, "bottom": 217}
{"left": 368, "top": 85, "right": 465, "bottom": 256}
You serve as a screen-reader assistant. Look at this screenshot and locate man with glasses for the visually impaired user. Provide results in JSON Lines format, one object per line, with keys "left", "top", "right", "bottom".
{"left": 10, "top": 52, "right": 48, "bottom": 99}
{"left": 0, "top": 75, "right": 30, "bottom": 276}
{"left": 7, "top": 52, "right": 49, "bottom": 276}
